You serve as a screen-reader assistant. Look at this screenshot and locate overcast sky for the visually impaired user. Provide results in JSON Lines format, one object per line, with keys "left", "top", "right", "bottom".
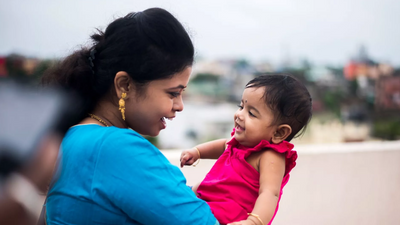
{"left": 1, "top": 0, "right": 400, "bottom": 66}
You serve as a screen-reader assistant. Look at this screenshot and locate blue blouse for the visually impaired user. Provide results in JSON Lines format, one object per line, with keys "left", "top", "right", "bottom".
{"left": 46, "top": 124, "right": 218, "bottom": 225}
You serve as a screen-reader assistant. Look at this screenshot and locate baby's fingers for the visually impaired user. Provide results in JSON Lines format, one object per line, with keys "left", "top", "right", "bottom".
{"left": 180, "top": 153, "right": 192, "bottom": 167}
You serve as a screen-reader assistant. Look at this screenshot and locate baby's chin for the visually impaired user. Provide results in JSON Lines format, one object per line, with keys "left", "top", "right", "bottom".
{"left": 235, "top": 136, "right": 264, "bottom": 147}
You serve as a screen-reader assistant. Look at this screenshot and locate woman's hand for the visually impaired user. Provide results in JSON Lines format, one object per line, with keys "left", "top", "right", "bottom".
{"left": 180, "top": 148, "right": 199, "bottom": 167}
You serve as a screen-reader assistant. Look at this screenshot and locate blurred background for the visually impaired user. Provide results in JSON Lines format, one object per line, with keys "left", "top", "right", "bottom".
{"left": 1, "top": 0, "right": 399, "bottom": 148}
{"left": 1, "top": 1, "right": 399, "bottom": 224}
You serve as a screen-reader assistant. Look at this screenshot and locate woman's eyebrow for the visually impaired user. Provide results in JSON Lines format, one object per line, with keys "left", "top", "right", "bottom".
{"left": 168, "top": 85, "right": 187, "bottom": 89}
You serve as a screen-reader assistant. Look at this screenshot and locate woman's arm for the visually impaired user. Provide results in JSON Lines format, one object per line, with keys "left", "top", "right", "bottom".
{"left": 97, "top": 130, "right": 219, "bottom": 225}
{"left": 180, "top": 138, "right": 227, "bottom": 167}
{"left": 229, "top": 150, "right": 286, "bottom": 225}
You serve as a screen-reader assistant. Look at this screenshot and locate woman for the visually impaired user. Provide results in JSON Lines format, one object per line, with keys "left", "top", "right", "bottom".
{"left": 42, "top": 8, "right": 219, "bottom": 225}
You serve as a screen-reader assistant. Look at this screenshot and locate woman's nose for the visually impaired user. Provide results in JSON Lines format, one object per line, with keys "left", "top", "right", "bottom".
{"left": 173, "top": 97, "right": 184, "bottom": 112}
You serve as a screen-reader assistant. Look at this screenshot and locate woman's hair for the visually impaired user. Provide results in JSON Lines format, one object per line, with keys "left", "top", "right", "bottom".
{"left": 42, "top": 8, "right": 194, "bottom": 112}
{"left": 246, "top": 74, "right": 312, "bottom": 141}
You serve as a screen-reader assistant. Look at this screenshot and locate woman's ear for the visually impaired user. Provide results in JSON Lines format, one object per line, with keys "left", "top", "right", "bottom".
{"left": 271, "top": 124, "right": 292, "bottom": 144}
{"left": 114, "top": 71, "right": 132, "bottom": 98}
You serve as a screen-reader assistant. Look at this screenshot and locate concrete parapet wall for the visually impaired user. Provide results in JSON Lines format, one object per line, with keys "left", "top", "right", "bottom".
{"left": 162, "top": 140, "right": 400, "bottom": 225}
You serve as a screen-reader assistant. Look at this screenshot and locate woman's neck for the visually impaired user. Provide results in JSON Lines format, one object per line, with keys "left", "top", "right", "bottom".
{"left": 85, "top": 100, "right": 128, "bottom": 128}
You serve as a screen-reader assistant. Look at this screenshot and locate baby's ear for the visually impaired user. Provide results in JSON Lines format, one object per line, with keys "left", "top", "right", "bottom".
{"left": 271, "top": 124, "right": 292, "bottom": 144}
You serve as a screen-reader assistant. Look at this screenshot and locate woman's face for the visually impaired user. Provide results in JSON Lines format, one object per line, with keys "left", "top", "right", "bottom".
{"left": 126, "top": 67, "right": 192, "bottom": 136}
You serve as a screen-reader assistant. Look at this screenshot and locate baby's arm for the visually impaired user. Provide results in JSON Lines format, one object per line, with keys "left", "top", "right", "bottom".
{"left": 228, "top": 150, "right": 286, "bottom": 225}
{"left": 180, "top": 138, "right": 227, "bottom": 167}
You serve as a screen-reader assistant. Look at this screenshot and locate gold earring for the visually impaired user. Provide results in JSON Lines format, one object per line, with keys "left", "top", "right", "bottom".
{"left": 119, "top": 92, "right": 127, "bottom": 120}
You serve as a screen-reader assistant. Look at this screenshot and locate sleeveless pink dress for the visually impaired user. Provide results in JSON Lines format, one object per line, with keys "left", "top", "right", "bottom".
{"left": 196, "top": 134, "right": 297, "bottom": 225}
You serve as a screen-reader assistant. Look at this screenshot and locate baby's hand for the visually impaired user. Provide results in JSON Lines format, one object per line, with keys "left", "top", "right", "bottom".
{"left": 180, "top": 148, "right": 199, "bottom": 168}
{"left": 227, "top": 220, "right": 257, "bottom": 225}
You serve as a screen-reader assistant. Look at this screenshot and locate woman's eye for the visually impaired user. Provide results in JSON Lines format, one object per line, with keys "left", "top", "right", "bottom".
{"left": 169, "top": 92, "right": 180, "bottom": 98}
{"left": 237, "top": 104, "right": 243, "bottom": 110}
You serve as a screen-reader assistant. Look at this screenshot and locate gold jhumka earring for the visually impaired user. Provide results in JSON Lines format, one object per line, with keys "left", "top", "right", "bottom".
{"left": 119, "top": 92, "right": 127, "bottom": 120}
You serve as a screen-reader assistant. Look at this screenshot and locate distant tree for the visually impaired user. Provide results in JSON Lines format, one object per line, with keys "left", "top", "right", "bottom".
{"left": 372, "top": 117, "right": 400, "bottom": 140}
{"left": 234, "top": 59, "right": 250, "bottom": 70}
{"left": 322, "top": 90, "right": 345, "bottom": 117}
{"left": 191, "top": 73, "right": 220, "bottom": 83}
{"left": 300, "top": 58, "right": 312, "bottom": 70}
{"left": 282, "top": 68, "right": 308, "bottom": 84}
{"left": 348, "top": 79, "right": 358, "bottom": 97}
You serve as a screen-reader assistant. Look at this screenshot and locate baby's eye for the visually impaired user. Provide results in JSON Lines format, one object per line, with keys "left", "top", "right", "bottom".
{"left": 237, "top": 104, "right": 243, "bottom": 110}
{"left": 249, "top": 111, "right": 256, "bottom": 117}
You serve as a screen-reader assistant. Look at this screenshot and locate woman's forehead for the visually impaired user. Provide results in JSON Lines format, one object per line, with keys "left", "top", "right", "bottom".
{"left": 151, "top": 67, "right": 192, "bottom": 88}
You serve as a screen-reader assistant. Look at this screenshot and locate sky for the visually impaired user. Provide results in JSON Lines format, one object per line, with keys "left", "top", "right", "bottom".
{"left": 1, "top": 0, "right": 400, "bottom": 66}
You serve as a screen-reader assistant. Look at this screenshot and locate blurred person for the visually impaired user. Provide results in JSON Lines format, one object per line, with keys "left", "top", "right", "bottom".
{"left": 0, "top": 81, "right": 82, "bottom": 225}
{"left": 181, "top": 74, "right": 313, "bottom": 225}
{"left": 0, "top": 134, "right": 61, "bottom": 225}
{"left": 41, "top": 8, "right": 219, "bottom": 225}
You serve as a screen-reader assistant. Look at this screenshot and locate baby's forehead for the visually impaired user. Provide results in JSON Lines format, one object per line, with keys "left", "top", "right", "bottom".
{"left": 242, "top": 88, "right": 269, "bottom": 105}
{"left": 243, "top": 86, "right": 266, "bottom": 99}
{"left": 243, "top": 87, "right": 276, "bottom": 110}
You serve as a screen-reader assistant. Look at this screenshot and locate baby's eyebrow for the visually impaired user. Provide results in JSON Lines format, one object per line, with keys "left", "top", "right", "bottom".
{"left": 241, "top": 99, "right": 260, "bottom": 114}
{"left": 248, "top": 105, "right": 260, "bottom": 115}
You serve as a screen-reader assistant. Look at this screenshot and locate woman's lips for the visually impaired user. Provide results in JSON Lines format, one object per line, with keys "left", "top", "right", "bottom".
{"left": 160, "top": 117, "right": 174, "bottom": 129}
{"left": 160, "top": 117, "right": 166, "bottom": 129}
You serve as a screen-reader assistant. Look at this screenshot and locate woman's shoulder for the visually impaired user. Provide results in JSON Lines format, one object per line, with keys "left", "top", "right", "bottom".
{"left": 66, "top": 124, "right": 152, "bottom": 151}
{"left": 105, "top": 127, "right": 152, "bottom": 147}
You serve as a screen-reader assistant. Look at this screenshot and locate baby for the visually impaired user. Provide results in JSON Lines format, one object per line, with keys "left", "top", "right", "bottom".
{"left": 180, "top": 74, "right": 312, "bottom": 225}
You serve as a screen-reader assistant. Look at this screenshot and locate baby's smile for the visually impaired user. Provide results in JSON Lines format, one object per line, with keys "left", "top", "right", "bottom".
{"left": 235, "top": 123, "right": 245, "bottom": 132}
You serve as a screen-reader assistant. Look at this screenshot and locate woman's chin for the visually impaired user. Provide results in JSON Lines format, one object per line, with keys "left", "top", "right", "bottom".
{"left": 147, "top": 129, "right": 161, "bottom": 137}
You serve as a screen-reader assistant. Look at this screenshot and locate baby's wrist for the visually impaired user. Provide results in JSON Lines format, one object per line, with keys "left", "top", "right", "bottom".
{"left": 193, "top": 147, "right": 201, "bottom": 159}
{"left": 191, "top": 147, "right": 201, "bottom": 166}
{"left": 247, "top": 213, "right": 264, "bottom": 225}
{"left": 246, "top": 217, "right": 258, "bottom": 225}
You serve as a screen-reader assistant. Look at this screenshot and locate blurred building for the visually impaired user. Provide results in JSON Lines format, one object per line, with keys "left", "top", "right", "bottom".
{"left": 343, "top": 46, "right": 393, "bottom": 81}
{"left": 23, "top": 58, "right": 40, "bottom": 75}
{"left": 189, "top": 58, "right": 256, "bottom": 103}
{"left": 375, "top": 76, "right": 400, "bottom": 110}
{"left": 0, "top": 54, "right": 41, "bottom": 78}
{"left": 0, "top": 57, "right": 7, "bottom": 77}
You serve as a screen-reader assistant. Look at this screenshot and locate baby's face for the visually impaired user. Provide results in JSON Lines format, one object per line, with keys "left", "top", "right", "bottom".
{"left": 234, "top": 87, "right": 278, "bottom": 147}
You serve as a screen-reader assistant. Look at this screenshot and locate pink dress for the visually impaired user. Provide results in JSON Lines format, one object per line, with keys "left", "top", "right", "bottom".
{"left": 196, "top": 135, "right": 297, "bottom": 225}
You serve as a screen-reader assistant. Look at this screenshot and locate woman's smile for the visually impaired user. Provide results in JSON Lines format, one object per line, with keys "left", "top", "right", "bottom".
{"left": 160, "top": 117, "right": 174, "bottom": 129}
